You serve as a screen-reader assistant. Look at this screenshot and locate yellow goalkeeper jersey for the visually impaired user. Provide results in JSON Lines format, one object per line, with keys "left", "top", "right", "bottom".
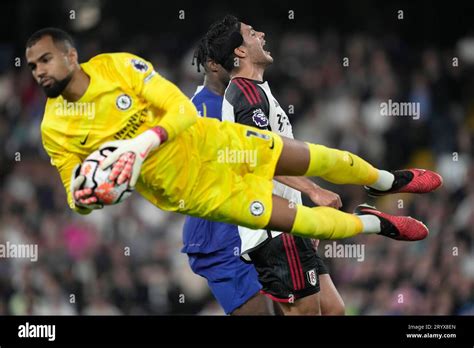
{"left": 41, "top": 52, "right": 199, "bottom": 213}
{"left": 41, "top": 52, "right": 283, "bottom": 229}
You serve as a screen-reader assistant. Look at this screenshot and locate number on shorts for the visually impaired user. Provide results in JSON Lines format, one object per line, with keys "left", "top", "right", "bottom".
{"left": 246, "top": 129, "right": 271, "bottom": 140}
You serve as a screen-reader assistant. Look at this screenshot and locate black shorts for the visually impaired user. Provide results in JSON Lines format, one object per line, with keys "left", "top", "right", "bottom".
{"left": 248, "top": 234, "right": 329, "bottom": 303}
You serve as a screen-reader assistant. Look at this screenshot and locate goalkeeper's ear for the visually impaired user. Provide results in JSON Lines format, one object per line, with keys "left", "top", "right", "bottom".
{"left": 66, "top": 46, "right": 79, "bottom": 69}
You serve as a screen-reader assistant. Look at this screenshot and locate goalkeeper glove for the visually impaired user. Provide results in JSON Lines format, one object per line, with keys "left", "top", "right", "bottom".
{"left": 99, "top": 127, "right": 167, "bottom": 188}
{"left": 70, "top": 164, "right": 104, "bottom": 211}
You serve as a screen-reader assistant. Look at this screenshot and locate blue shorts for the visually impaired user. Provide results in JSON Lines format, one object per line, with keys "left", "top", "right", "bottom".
{"left": 187, "top": 238, "right": 262, "bottom": 314}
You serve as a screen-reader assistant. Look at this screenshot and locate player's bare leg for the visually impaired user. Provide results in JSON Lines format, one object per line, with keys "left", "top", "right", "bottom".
{"left": 271, "top": 265, "right": 342, "bottom": 316}
{"left": 267, "top": 195, "right": 430, "bottom": 242}
{"left": 319, "top": 274, "right": 345, "bottom": 315}
{"left": 278, "top": 293, "right": 321, "bottom": 316}
{"left": 274, "top": 136, "right": 442, "bottom": 195}
{"left": 230, "top": 292, "right": 274, "bottom": 315}
{"left": 273, "top": 136, "right": 311, "bottom": 176}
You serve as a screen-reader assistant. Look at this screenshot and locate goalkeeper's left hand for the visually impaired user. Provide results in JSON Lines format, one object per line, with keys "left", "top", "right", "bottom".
{"left": 99, "top": 127, "right": 167, "bottom": 188}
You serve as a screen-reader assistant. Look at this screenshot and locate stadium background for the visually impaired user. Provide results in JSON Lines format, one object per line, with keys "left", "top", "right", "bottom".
{"left": 0, "top": 0, "right": 473, "bottom": 315}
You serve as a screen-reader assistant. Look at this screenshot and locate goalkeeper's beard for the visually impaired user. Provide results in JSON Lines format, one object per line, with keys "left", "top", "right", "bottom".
{"left": 42, "top": 73, "right": 73, "bottom": 98}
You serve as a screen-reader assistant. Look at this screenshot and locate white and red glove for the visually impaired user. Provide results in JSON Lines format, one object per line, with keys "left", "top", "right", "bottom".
{"left": 99, "top": 127, "right": 167, "bottom": 188}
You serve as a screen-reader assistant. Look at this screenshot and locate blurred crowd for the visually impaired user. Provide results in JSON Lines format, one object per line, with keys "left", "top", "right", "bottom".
{"left": 0, "top": 4, "right": 473, "bottom": 315}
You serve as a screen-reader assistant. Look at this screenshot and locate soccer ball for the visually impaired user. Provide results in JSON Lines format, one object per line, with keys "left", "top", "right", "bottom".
{"left": 80, "top": 147, "right": 134, "bottom": 205}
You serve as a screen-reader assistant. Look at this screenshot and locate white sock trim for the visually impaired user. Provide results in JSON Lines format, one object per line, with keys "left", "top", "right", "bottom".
{"left": 369, "top": 170, "right": 395, "bottom": 191}
{"left": 359, "top": 215, "right": 381, "bottom": 234}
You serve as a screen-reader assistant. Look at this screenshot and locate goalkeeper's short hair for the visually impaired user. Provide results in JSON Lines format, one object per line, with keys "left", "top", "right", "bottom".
{"left": 26, "top": 27, "right": 75, "bottom": 52}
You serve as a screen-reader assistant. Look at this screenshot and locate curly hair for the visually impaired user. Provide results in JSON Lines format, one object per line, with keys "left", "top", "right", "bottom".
{"left": 202, "top": 15, "right": 243, "bottom": 72}
{"left": 192, "top": 37, "right": 209, "bottom": 73}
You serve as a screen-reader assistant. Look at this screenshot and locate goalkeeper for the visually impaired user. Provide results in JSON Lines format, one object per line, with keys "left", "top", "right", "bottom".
{"left": 26, "top": 28, "right": 442, "bottom": 243}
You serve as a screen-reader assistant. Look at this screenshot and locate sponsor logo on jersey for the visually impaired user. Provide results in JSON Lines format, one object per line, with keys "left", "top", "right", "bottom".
{"left": 250, "top": 201, "right": 265, "bottom": 216}
{"left": 131, "top": 59, "right": 149, "bottom": 73}
{"left": 114, "top": 108, "right": 148, "bottom": 140}
{"left": 116, "top": 94, "right": 132, "bottom": 110}
{"left": 252, "top": 108, "right": 269, "bottom": 127}
{"left": 307, "top": 269, "right": 317, "bottom": 286}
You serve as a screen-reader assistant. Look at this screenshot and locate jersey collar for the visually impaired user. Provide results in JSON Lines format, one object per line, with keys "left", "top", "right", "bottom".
{"left": 75, "top": 62, "right": 100, "bottom": 103}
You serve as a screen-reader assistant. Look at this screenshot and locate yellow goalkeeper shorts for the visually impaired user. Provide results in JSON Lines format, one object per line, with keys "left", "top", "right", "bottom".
{"left": 138, "top": 117, "right": 284, "bottom": 229}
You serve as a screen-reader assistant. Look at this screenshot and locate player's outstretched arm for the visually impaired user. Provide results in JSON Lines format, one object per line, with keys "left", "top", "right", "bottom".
{"left": 112, "top": 53, "right": 199, "bottom": 142}
{"left": 100, "top": 54, "right": 200, "bottom": 188}
{"left": 140, "top": 73, "right": 199, "bottom": 141}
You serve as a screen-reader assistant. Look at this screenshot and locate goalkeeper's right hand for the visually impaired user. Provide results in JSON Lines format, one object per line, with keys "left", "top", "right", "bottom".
{"left": 70, "top": 164, "right": 103, "bottom": 211}
{"left": 99, "top": 126, "right": 167, "bottom": 188}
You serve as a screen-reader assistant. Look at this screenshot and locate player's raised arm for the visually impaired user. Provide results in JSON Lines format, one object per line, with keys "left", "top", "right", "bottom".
{"left": 113, "top": 54, "right": 198, "bottom": 141}
{"left": 99, "top": 54, "right": 199, "bottom": 187}
{"left": 141, "top": 72, "right": 198, "bottom": 140}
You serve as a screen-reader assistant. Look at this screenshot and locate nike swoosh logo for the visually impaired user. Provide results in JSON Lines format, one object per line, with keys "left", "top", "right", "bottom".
{"left": 80, "top": 134, "right": 89, "bottom": 145}
{"left": 348, "top": 154, "right": 354, "bottom": 166}
{"left": 139, "top": 144, "right": 153, "bottom": 159}
{"left": 269, "top": 137, "right": 275, "bottom": 149}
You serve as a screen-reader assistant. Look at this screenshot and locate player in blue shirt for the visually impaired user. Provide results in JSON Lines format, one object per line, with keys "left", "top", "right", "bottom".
{"left": 181, "top": 39, "right": 272, "bottom": 315}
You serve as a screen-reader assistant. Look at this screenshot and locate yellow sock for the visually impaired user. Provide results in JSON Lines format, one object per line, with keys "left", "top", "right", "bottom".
{"left": 290, "top": 205, "right": 363, "bottom": 239}
{"left": 305, "top": 143, "right": 379, "bottom": 185}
